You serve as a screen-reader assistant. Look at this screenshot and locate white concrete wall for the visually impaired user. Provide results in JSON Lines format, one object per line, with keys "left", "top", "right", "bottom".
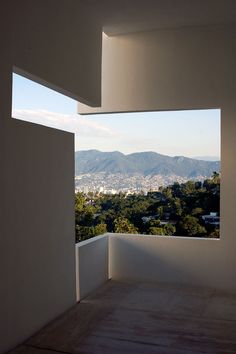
{"left": 1, "top": 116, "right": 76, "bottom": 353}
{"left": 109, "top": 234, "right": 233, "bottom": 290}
{"left": 0, "top": 2, "right": 103, "bottom": 353}
{"left": 79, "top": 25, "right": 236, "bottom": 291}
{"left": 9, "top": 0, "right": 102, "bottom": 107}
{"left": 76, "top": 235, "right": 109, "bottom": 301}
{"left": 79, "top": 24, "right": 236, "bottom": 113}
{"left": 76, "top": 232, "right": 235, "bottom": 294}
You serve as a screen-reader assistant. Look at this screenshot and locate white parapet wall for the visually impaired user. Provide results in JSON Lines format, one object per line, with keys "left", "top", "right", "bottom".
{"left": 109, "top": 234, "right": 236, "bottom": 291}
{"left": 76, "top": 232, "right": 236, "bottom": 300}
{"left": 76, "top": 234, "right": 109, "bottom": 301}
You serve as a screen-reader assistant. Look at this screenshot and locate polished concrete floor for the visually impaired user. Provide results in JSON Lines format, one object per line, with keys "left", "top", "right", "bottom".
{"left": 10, "top": 280, "right": 236, "bottom": 354}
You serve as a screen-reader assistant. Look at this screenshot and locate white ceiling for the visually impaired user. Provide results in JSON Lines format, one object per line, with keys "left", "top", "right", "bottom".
{"left": 88, "top": 0, "right": 236, "bottom": 35}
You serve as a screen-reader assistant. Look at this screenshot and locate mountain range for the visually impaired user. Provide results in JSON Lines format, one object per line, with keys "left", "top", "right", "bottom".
{"left": 75, "top": 150, "right": 220, "bottom": 178}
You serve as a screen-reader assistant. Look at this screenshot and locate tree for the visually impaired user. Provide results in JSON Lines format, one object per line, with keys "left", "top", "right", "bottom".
{"left": 170, "top": 198, "right": 182, "bottom": 217}
{"left": 182, "top": 180, "right": 196, "bottom": 195}
{"left": 145, "top": 219, "right": 160, "bottom": 234}
{"left": 148, "top": 219, "right": 161, "bottom": 228}
{"left": 208, "top": 229, "right": 220, "bottom": 238}
{"left": 75, "top": 192, "right": 86, "bottom": 212}
{"left": 212, "top": 171, "right": 220, "bottom": 184}
{"left": 75, "top": 173, "right": 220, "bottom": 241}
{"left": 114, "top": 217, "right": 138, "bottom": 234}
{"left": 179, "top": 215, "right": 207, "bottom": 237}
{"left": 192, "top": 207, "right": 204, "bottom": 216}
{"left": 157, "top": 206, "right": 164, "bottom": 218}
{"left": 149, "top": 227, "right": 165, "bottom": 235}
{"left": 76, "top": 225, "right": 95, "bottom": 242}
{"left": 163, "top": 223, "right": 176, "bottom": 236}
{"left": 94, "top": 223, "right": 107, "bottom": 235}
{"left": 148, "top": 223, "right": 176, "bottom": 236}
{"left": 162, "top": 187, "right": 172, "bottom": 199}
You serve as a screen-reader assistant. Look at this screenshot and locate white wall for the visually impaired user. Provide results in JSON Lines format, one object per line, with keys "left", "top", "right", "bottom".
{"left": 10, "top": 0, "right": 102, "bottom": 107}
{"left": 79, "top": 24, "right": 236, "bottom": 113}
{"left": 79, "top": 25, "right": 236, "bottom": 291}
{"left": 76, "top": 231, "right": 235, "bottom": 296}
{"left": 0, "top": 2, "right": 103, "bottom": 353}
{"left": 1, "top": 118, "right": 76, "bottom": 353}
{"left": 109, "top": 235, "right": 234, "bottom": 290}
{"left": 76, "top": 235, "right": 109, "bottom": 301}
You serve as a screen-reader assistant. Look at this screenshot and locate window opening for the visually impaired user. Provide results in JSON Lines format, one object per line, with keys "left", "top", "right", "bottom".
{"left": 13, "top": 73, "right": 221, "bottom": 241}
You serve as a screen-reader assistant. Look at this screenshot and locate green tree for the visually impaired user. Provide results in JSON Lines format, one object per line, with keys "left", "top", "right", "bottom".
{"left": 149, "top": 227, "right": 165, "bottom": 235}
{"left": 94, "top": 223, "right": 107, "bottom": 235}
{"left": 179, "top": 215, "right": 207, "bottom": 237}
{"left": 163, "top": 223, "right": 176, "bottom": 236}
{"left": 114, "top": 217, "right": 138, "bottom": 234}
{"left": 148, "top": 219, "right": 161, "bottom": 228}
{"left": 181, "top": 180, "right": 196, "bottom": 195}
{"left": 212, "top": 171, "right": 220, "bottom": 184}
{"left": 148, "top": 223, "right": 176, "bottom": 236}
{"left": 75, "top": 192, "right": 86, "bottom": 212}
{"left": 76, "top": 225, "right": 95, "bottom": 242}
{"left": 170, "top": 198, "right": 182, "bottom": 217}
{"left": 208, "top": 228, "right": 220, "bottom": 238}
{"left": 162, "top": 187, "right": 173, "bottom": 199}
{"left": 157, "top": 206, "right": 164, "bottom": 218}
{"left": 192, "top": 207, "right": 204, "bottom": 216}
{"left": 75, "top": 173, "right": 220, "bottom": 241}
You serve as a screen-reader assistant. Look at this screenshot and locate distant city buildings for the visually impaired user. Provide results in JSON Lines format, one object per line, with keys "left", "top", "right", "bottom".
{"left": 74, "top": 172, "right": 208, "bottom": 195}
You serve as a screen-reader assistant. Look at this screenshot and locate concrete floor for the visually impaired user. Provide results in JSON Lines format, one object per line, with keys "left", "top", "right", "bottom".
{"left": 9, "top": 280, "right": 236, "bottom": 354}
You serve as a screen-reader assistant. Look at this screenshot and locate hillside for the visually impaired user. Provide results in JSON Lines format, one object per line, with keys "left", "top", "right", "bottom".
{"left": 75, "top": 150, "right": 220, "bottom": 178}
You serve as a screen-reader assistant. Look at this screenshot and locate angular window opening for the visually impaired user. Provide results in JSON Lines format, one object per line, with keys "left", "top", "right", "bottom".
{"left": 12, "top": 72, "right": 78, "bottom": 131}
{"left": 12, "top": 73, "right": 221, "bottom": 241}
{"left": 74, "top": 110, "right": 221, "bottom": 241}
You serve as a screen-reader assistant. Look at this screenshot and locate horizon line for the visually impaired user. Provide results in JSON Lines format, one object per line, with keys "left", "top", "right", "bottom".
{"left": 75, "top": 149, "right": 221, "bottom": 161}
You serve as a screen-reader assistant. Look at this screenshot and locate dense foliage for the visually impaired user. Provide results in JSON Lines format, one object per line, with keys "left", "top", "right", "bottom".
{"left": 75, "top": 173, "right": 220, "bottom": 242}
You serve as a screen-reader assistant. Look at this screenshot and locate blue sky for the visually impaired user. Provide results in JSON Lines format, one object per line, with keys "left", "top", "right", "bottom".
{"left": 12, "top": 73, "right": 221, "bottom": 159}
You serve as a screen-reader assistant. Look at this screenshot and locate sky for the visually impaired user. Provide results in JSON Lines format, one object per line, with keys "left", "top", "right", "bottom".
{"left": 12, "top": 73, "right": 221, "bottom": 159}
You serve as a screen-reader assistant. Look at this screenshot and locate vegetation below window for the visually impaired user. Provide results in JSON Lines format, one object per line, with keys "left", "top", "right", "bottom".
{"left": 75, "top": 172, "right": 220, "bottom": 242}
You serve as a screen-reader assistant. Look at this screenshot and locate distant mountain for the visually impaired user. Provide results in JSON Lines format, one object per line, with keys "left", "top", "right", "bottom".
{"left": 193, "top": 156, "right": 220, "bottom": 162}
{"left": 75, "top": 150, "right": 220, "bottom": 178}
